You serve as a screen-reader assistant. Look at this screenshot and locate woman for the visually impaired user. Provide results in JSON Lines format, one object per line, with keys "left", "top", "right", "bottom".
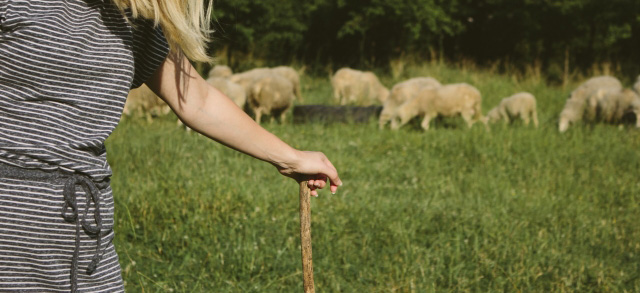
{"left": 0, "top": 0, "right": 341, "bottom": 291}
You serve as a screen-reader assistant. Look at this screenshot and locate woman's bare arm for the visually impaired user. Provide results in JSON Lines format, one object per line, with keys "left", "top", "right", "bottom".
{"left": 144, "top": 54, "right": 341, "bottom": 195}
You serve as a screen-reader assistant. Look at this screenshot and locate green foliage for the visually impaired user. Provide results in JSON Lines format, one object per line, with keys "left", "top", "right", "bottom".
{"left": 107, "top": 64, "right": 640, "bottom": 292}
{"left": 209, "top": 0, "right": 640, "bottom": 78}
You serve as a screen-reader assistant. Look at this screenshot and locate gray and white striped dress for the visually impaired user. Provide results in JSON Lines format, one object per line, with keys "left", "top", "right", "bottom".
{"left": 0, "top": 0, "right": 169, "bottom": 291}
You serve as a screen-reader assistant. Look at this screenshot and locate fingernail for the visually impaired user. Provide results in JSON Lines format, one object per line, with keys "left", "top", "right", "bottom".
{"left": 331, "top": 191, "right": 336, "bottom": 195}
{"left": 338, "top": 182, "right": 343, "bottom": 186}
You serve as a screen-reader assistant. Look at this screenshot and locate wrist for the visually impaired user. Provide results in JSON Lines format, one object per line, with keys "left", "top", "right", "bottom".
{"left": 268, "top": 146, "right": 300, "bottom": 171}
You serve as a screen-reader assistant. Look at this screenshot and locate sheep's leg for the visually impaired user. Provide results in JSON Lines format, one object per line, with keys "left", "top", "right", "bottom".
{"left": 461, "top": 111, "right": 475, "bottom": 128}
{"left": 254, "top": 108, "right": 263, "bottom": 124}
{"left": 332, "top": 82, "right": 341, "bottom": 103}
{"left": 420, "top": 114, "right": 434, "bottom": 130}
{"left": 532, "top": 109, "right": 539, "bottom": 128}
{"left": 522, "top": 113, "right": 531, "bottom": 126}
{"left": 279, "top": 108, "right": 289, "bottom": 124}
{"left": 340, "top": 85, "right": 350, "bottom": 105}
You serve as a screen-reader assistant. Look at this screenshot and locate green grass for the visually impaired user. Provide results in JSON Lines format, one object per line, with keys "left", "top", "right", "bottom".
{"left": 107, "top": 64, "right": 640, "bottom": 292}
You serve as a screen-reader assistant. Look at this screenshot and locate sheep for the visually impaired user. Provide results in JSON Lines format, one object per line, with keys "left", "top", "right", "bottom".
{"left": 247, "top": 73, "right": 296, "bottom": 124}
{"left": 558, "top": 76, "right": 623, "bottom": 132}
{"left": 591, "top": 88, "right": 640, "bottom": 127}
{"left": 205, "top": 77, "right": 247, "bottom": 109}
{"left": 207, "top": 65, "right": 233, "bottom": 78}
{"left": 378, "top": 77, "right": 442, "bottom": 129}
{"left": 558, "top": 98, "right": 586, "bottom": 133}
{"left": 391, "top": 83, "right": 486, "bottom": 131}
{"left": 486, "top": 92, "right": 539, "bottom": 127}
{"left": 123, "top": 84, "right": 170, "bottom": 122}
{"left": 331, "top": 68, "right": 389, "bottom": 106}
{"left": 271, "top": 66, "right": 302, "bottom": 101}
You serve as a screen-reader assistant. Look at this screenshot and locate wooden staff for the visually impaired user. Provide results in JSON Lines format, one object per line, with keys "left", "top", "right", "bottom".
{"left": 299, "top": 181, "right": 315, "bottom": 293}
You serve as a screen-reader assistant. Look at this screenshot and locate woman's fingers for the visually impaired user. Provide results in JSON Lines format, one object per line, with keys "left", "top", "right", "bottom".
{"left": 321, "top": 156, "right": 342, "bottom": 189}
{"left": 288, "top": 150, "right": 342, "bottom": 197}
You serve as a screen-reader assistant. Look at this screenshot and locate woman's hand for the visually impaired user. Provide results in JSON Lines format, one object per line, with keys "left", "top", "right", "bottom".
{"left": 276, "top": 150, "right": 342, "bottom": 197}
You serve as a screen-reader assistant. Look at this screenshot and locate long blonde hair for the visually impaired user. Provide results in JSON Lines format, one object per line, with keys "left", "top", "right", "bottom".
{"left": 112, "top": 0, "right": 213, "bottom": 63}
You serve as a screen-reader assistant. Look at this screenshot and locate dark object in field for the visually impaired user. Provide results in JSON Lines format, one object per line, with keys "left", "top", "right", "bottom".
{"left": 293, "top": 105, "right": 382, "bottom": 124}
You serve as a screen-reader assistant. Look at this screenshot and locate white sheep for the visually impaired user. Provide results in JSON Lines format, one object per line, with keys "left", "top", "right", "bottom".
{"left": 271, "top": 66, "right": 302, "bottom": 101}
{"left": 391, "top": 83, "right": 486, "bottom": 131}
{"left": 247, "top": 73, "right": 296, "bottom": 124}
{"left": 331, "top": 68, "right": 389, "bottom": 106}
{"left": 592, "top": 88, "right": 640, "bottom": 127}
{"left": 379, "top": 77, "right": 442, "bottom": 129}
{"left": 208, "top": 65, "right": 233, "bottom": 78}
{"left": 558, "top": 76, "right": 622, "bottom": 132}
{"left": 206, "top": 77, "right": 247, "bottom": 109}
{"left": 486, "top": 92, "right": 539, "bottom": 127}
{"left": 123, "top": 84, "right": 170, "bottom": 122}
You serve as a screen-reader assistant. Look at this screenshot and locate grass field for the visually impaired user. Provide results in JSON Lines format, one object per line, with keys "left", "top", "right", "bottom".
{"left": 106, "top": 64, "right": 640, "bottom": 292}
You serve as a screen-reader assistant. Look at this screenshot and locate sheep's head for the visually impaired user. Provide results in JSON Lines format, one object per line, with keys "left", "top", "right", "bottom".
{"left": 486, "top": 108, "right": 501, "bottom": 123}
{"left": 568, "top": 88, "right": 585, "bottom": 101}
{"left": 558, "top": 116, "right": 570, "bottom": 133}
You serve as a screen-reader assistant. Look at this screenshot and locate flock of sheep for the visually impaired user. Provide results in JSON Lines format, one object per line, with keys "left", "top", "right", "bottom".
{"left": 124, "top": 65, "right": 640, "bottom": 132}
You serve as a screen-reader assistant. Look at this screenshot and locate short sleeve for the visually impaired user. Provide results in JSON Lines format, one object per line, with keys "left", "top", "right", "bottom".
{"left": 130, "top": 19, "right": 170, "bottom": 89}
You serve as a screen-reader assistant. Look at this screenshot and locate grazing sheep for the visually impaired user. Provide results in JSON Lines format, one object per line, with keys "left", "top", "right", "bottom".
{"left": 379, "top": 77, "right": 442, "bottom": 129}
{"left": 558, "top": 98, "right": 586, "bottom": 133}
{"left": 123, "top": 84, "right": 170, "bottom": 122}
{"left": 331, "top": 68, "right": 390, "bottom": 106}
{"left": 247, "top": 73, "right": 296, "bottom": 124}
{"left": 207, "top": 65, "right": 233, "bottom": 78}
{"left": 271, "top": 66, "right": 302, "bottom": 101}
{"left": 391, "top": 83, "right": 486, "bottom": 131}
{"left": 558, "top": 76, "right": 623, "bottom": 132}
{"left": 206, "top": 77, "right": 247, "bottom": 109}
{"left": 591, "top": 88, "right": 640, "bottom": 127}
{"left": 486, "top": 92, "right": 539, "bottom": 127}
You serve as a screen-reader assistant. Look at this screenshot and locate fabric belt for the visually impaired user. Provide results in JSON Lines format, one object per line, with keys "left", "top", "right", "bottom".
{"left": 0, "top": 162, "right": 111, "bottom": 293}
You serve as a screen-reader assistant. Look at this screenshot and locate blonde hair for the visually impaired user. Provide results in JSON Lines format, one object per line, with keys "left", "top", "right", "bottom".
{"left": 112, "top": 0, "right": 213, "bottom": 63}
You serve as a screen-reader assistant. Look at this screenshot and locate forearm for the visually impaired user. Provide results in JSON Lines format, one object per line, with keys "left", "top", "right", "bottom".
{"left": 147, "top": 55, "right": 298, "bottom": 169}
{"left": 184, "top": 86, "right": 299, "bottom": 168}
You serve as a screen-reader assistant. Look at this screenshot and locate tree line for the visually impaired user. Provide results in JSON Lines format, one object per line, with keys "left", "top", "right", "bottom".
{"left": 209, "top": 0, "right": 640, "bottom": 81}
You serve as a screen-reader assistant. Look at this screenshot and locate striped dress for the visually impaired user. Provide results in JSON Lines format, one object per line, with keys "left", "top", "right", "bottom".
{"left": 0, "top": 0, "right": 169, "bottom": 291}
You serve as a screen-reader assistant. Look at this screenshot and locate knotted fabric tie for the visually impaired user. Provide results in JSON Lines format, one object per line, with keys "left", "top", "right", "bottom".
{"left": 61, "top": 174, "right": 110, "bottom": 293}
{"left": 0, "top": 162, "right": 111, "bottom": 293}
